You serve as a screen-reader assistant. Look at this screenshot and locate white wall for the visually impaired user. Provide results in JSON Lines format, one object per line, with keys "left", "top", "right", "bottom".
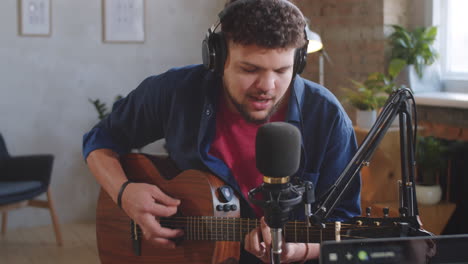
{"left": 0, "top": 0, "right": 224, "bottom": 229}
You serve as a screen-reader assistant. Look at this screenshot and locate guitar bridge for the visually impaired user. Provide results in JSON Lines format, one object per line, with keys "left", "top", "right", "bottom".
{"left": 130, "top": 220, "right": 142, "bottom": 256}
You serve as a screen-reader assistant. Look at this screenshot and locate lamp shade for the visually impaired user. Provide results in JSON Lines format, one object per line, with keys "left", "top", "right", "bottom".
{"left": 305, "top": 26, "right": 323, "bottom": 53}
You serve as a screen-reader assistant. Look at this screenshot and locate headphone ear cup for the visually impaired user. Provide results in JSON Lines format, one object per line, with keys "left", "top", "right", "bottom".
{"left": 202, "top": 31, "right": 227, "bottom": 74}
{"left": 293, "top": 46, "right": 307, "bottom": 76}
{"left": 202, "top": 34, "right": 214, "bottom": 70}
{"left": 211, "top": 32, "right": 227, "bottom": 75}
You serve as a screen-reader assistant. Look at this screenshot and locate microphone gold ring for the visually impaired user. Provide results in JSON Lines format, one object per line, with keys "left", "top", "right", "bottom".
{"left": 263, "top": 176, "right": 290, "bottom": 184}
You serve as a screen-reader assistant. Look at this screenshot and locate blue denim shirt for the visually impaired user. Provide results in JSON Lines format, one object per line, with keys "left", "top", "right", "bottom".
{"left": 83, "top": 64, "right": 361, "bottom": 221}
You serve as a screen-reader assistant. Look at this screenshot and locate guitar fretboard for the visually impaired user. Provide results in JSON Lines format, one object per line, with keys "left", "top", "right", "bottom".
{"left": 155, "top": 216, "right": 355, "bottom": 243}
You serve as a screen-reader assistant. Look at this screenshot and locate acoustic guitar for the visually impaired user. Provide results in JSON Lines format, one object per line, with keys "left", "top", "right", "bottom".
{"left": 96, "top": 153, "right": 426, "bottom": 264}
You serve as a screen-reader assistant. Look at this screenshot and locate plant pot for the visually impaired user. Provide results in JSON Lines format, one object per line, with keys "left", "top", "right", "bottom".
{"left": 415, "top": 184, "right": 442, "bottom": 205}
{"left": 395, "top": 65, "right": 442, "bottom": 93}
{"left": 356, "top": 109, "right": 377, "bottom": 129}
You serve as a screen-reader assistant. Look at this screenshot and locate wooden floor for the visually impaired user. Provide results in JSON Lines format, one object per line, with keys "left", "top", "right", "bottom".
{"left": 0, "top": 222, "right": 100, "bottom": 264}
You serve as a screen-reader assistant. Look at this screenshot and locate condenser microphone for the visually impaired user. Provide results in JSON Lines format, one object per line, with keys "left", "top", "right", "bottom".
{"left": 249, "top": 122, "right": 303, "bottom": 264}
{"left": 256, "top": 122, "right": 301, "bottom": 180}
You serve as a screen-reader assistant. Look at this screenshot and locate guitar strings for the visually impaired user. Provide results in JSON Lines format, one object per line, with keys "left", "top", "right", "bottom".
{"left": 158, "top": 217, "right": 357, "bottom": 226}
{"left": 133, "top": 228, "right": 391, "bottom": 241}
{"left": 157, "top": 217, "right": 387, "bottom": 232}
{"left": 133, "top": 217, "right": 395, "bottom": 242}
{"left": 121, "top": 217, "right": 363, "bottom": 230}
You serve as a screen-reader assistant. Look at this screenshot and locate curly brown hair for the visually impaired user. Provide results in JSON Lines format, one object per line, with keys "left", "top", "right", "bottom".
{"left": 221, "top": 0, "right": 306, "bottom": 49}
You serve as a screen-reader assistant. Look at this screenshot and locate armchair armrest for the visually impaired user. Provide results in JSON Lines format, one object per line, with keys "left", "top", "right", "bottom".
{"left": 2, "top": 154, "right": 54, "bottom": 186}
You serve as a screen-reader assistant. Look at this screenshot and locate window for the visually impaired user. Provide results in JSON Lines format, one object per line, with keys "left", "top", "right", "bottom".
{"left": 437, "top": 0, "right": 468, "bottom": 93}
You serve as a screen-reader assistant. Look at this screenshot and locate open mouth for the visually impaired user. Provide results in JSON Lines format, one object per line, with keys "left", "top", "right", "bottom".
{"left": 249, "top": 96, "right": 273, "bottom": 110}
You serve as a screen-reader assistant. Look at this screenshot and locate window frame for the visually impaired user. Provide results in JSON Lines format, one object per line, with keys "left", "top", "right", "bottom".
{"left": 434, "top": 0, "right": 468, "bottom": 93}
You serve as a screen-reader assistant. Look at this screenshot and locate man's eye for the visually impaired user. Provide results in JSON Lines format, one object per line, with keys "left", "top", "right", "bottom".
{"left": 275, "top": 68, "right": 290, "bottom": 74}
{"left": 242, "top": 67, "right": 256, "bottom": 73}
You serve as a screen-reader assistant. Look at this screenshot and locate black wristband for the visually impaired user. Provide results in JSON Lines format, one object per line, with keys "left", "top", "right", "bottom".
{"left": 117, "top": 180, "right": 132, "bottom": 209}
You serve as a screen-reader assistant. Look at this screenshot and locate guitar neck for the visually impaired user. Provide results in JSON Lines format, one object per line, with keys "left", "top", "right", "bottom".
{"left": 160, "top": 216, "right": 344, "bottom": 243}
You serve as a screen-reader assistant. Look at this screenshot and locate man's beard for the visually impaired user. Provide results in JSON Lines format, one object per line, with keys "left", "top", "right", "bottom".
{"left": 223, "top": 85, "right": 286, "bottom": 125}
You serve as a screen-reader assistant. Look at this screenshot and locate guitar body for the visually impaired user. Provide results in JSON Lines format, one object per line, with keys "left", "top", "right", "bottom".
{"left": 96, "top": 153, "right": 241, "bottom": 264}
{"left": 96, "top": 154, "right": 430, "bottom": 263}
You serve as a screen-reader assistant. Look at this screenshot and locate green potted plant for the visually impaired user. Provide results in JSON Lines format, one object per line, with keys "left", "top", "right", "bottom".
{"left": 342, "top": 73, "right": 387, "bottom": 129}
{"left": 415, "top": 136, "right": 447, "bottom": 205}
{"left": 388, "top": 24, "right": 438, "bottom": 87}
{"left": 342, "top": 60, "right": 406, "bottom": 129}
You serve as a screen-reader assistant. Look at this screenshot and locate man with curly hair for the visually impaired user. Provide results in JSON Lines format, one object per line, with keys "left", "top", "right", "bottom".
{"left": 83, "top": 0, "right": 361, "bottom": 263}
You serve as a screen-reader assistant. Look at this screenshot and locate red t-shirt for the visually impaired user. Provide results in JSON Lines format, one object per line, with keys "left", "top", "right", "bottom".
{"left": 209, "top": 96, "right": 287, "bottom": 217}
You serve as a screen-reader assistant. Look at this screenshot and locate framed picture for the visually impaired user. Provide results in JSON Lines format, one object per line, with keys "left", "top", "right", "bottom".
{"left": 102, "top": 0, "right": 145, "bottom": 43}
{"left": 18, "top": 0, "right": 51, "bottom": 36}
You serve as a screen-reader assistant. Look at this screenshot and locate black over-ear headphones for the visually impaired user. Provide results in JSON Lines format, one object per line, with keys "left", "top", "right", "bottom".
{"left": 202, "top": 0, "right": 309, "bottom": 76}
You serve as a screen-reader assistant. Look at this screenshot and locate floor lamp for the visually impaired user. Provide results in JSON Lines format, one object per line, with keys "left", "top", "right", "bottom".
{"left": 305, "top": 25, "right": 325, "bottom": 86}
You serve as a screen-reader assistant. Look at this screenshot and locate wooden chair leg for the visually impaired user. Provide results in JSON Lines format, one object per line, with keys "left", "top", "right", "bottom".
{"left": 46, "top": 189, "right": 63, "bottom": 246}
{"left": 1, "top": 212, "right": 7, "bottom": 235}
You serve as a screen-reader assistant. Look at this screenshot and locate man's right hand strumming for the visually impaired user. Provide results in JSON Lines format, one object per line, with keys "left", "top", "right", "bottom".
{"left": 119, "top": 182, "right": 184, "bottom": 248}
{"left": 86, "top": 149, "right": 184, "bottom": 249}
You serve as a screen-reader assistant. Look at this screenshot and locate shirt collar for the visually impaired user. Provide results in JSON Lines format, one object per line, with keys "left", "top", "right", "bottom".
{"left": 287, "top": 76, "right": 305, "bottom": 123}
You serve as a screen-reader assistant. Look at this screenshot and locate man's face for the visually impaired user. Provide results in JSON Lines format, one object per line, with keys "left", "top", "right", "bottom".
{"left": 222, "top": 41, "right": 295, "bottom": 124}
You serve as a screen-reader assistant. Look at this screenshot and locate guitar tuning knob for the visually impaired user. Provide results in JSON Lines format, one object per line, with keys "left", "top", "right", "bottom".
{"left": 383, "top": 207, "right": 389, "bottom": 218}
{"left": 366, "top": 207, "right": 372, "bottom": 217}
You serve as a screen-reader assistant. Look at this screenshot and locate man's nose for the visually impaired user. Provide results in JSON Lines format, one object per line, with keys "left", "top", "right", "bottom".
{"left": 256, "top": 71, "right": 276, "bottom": 93}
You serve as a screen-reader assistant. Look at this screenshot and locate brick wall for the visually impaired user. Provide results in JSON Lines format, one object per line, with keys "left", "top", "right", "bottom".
{"left": 293, "top": 0, "right": 409, "bottom": 120}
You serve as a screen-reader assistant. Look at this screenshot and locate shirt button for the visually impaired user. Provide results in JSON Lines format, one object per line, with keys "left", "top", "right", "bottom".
{"left": 205, "top": 108, "right": 211, "bottom": 116}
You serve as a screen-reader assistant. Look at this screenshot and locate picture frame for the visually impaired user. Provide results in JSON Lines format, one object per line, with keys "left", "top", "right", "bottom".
{"left": 102, "top": 0, "right": 145, "bottom": 43}
{"left": 18, "top": 0, "right": 51, "bottom": 36}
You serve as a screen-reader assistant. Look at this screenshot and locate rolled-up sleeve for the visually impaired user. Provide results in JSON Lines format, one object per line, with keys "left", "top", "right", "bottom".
{"left": 82, "top": 127, "right": 128, "bottom": 160}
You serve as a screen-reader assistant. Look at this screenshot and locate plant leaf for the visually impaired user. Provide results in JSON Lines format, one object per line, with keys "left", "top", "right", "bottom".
{"left": 425, "top": 26, "right": 438, "bottom": 41}
{"left": 388, "top": 58, "right": 406, "bottom": 79}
